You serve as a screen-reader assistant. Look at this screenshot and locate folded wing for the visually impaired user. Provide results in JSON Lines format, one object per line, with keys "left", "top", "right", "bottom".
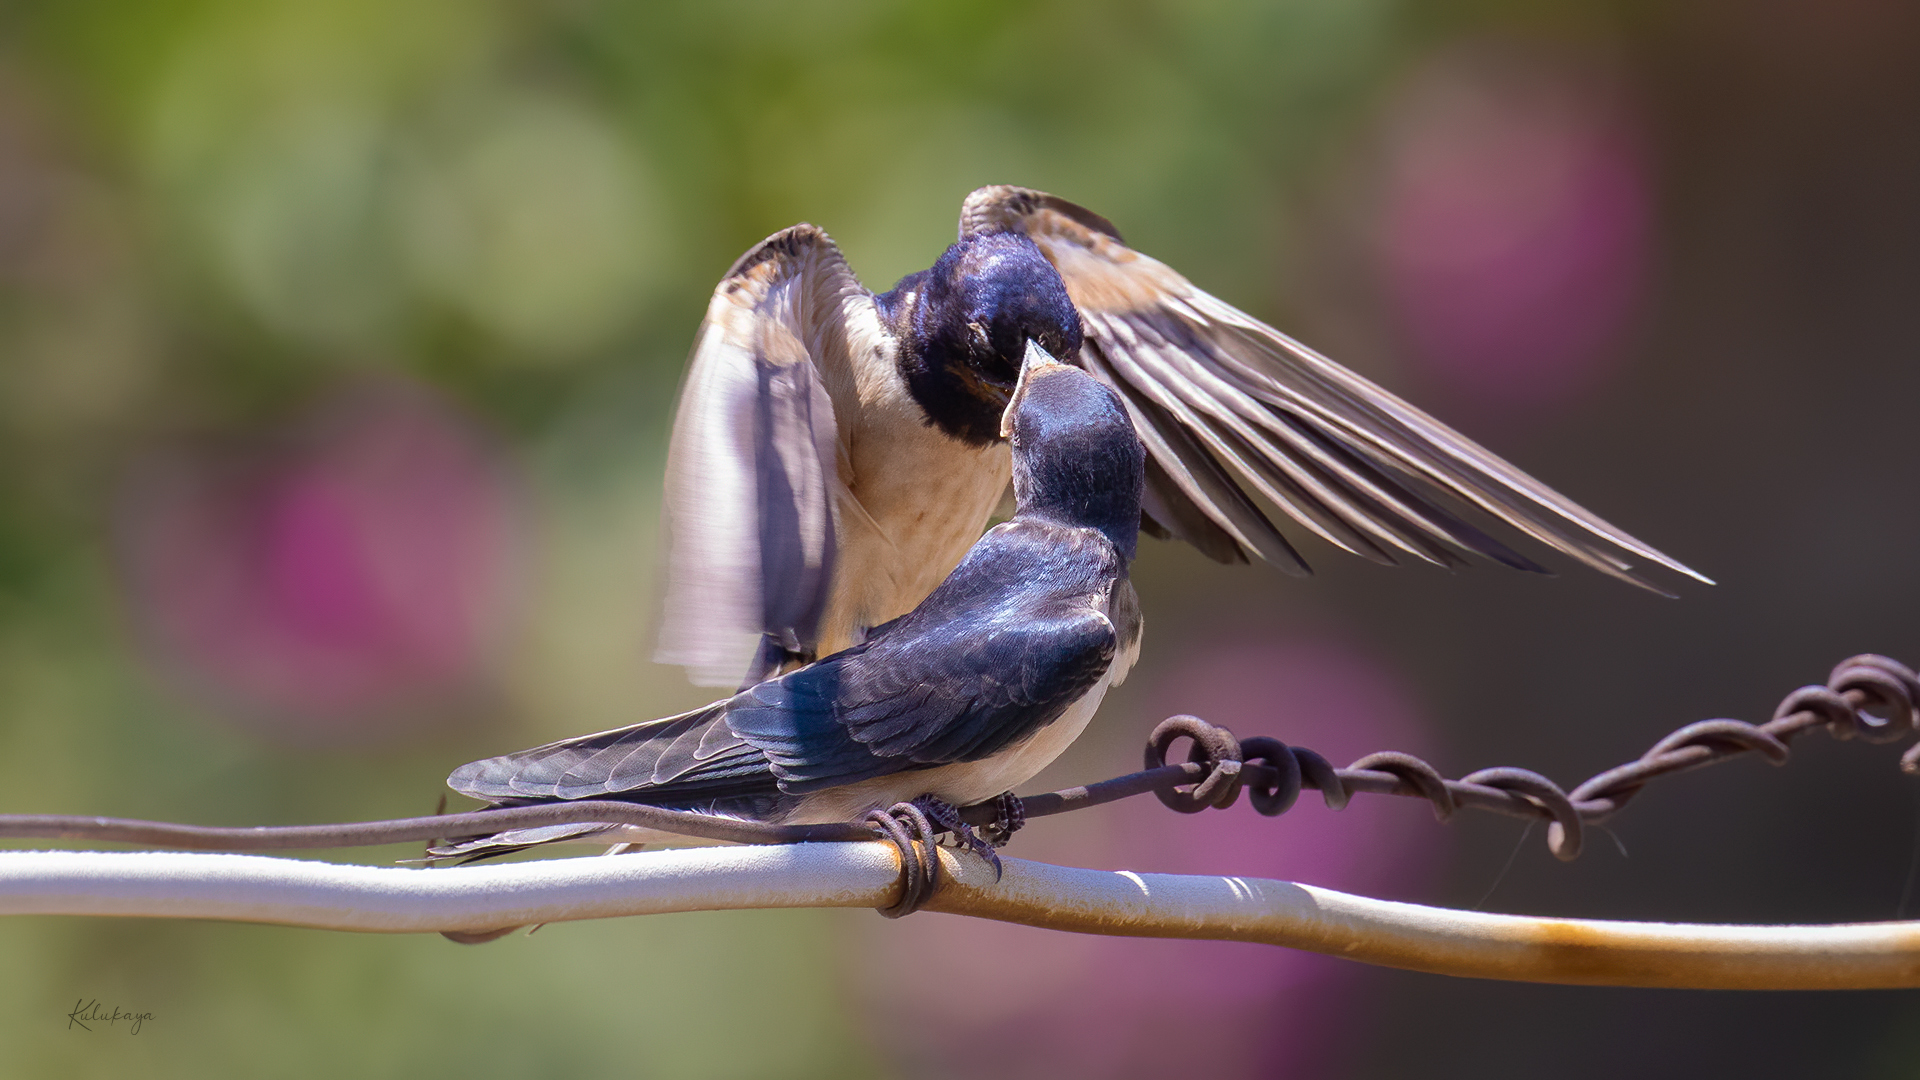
{"left": 454, "top": 529, "right": 1118, "bottom": 805}
{"left": 727, "top": 524, "right": 1120, "bottom": 793}
{"left": 960, "top": 186, "right": 1709, "bottom": 592}
{"left": 447, "top": 701, "right": 777, "bottom": 805}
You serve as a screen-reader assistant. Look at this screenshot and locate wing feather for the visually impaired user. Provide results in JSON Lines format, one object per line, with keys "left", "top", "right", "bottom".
{"left": 961, "top": 185, "right": 1709, "bottom": 590}
{"left": 657, "top": 225, "right": 883, "bottom": 686}
{"left": 1105, "top": 310, "right": 1544, "bottom": 570}
{"left": 724, "top": 521, "right": 1120, "bottom": 794}
{"left": 1095, "top": 312, "right": 1399, "bottom": 564}
{"left": 1080, "top": 343, "right": 1309, "bottom": 573}
{"left": 447, "top": 702, "right": 775, "bottom": 804}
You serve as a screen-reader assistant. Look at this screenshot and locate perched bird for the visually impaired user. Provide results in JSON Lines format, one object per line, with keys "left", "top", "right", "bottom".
{"left": 660, "top": 185, "right": 1707, "bottom": 689}
{"left": 441, "top": 350, "right": 1144, "bottom": 860}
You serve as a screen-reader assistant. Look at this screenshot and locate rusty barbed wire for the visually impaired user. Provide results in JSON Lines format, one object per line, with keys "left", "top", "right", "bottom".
{"left": 1040, "top": 652, "right": 1920, "bottom": 864}
{"left": 2, "top": 654, "right": 1915, "bottom": 893}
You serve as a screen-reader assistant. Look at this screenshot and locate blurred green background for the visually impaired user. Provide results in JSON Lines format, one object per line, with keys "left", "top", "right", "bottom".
{"left": 2, "top": 0, "right": 1918, "bottom": 1076}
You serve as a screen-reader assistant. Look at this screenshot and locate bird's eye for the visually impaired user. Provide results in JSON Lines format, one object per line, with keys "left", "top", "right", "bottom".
{"left": 966, "top": 321, "right": 991, "bottom": 351}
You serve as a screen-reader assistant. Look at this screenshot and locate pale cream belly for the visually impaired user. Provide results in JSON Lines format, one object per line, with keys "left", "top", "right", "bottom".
{"left": 817, "top": 429, "right": 1011, "bottom": 658}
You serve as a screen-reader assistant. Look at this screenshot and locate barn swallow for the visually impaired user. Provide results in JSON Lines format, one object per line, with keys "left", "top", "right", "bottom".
{"left": 440, "top": 351, "right": 1143, "bottom": 860}
{"left": 659, "top": 185, "right": 1708, "bottom": 689}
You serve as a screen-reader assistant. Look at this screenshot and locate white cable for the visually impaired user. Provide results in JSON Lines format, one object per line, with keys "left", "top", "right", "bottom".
{"left": 4, "top": 844, "right": 1916, "bottom": 989}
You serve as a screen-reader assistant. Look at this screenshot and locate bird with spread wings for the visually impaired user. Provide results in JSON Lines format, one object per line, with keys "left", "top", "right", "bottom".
{"left": 659, "top": 185, "right": 1706, "bottom": 688}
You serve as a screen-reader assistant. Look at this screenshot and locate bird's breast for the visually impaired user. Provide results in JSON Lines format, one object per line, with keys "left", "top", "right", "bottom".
{"left": 820, "top": 360, "right": 1013, "bottom": 655}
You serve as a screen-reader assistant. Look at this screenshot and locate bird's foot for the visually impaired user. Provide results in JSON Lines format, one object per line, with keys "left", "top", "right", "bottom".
{"left": 909, "top": 795, "right": 1003, "bottom": 881}
{"left": 975, "top": 791, "right": 1026, "bottom": 849}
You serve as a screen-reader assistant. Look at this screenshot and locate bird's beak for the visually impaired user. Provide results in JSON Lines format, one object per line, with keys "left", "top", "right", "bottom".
{"left": 1000, "top": 340, "right": 1072, "bottom": 439}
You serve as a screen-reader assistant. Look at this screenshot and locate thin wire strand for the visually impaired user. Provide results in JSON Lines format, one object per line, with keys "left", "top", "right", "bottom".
{"left": 1471, "top": 820, "right": 1534, "bottom": 912}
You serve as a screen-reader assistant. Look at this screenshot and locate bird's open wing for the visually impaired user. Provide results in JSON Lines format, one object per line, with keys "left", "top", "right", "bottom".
{"left": 658, "top": 225, "right": 883, "bottom": 686}
{"left": 961, "top": 186, "right": 1709, "bottom": 592}
{"left": 725, "top": 523, "right": 1119, "bottom": 793}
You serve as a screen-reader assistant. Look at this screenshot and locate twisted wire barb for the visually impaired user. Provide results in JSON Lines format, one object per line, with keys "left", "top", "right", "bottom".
{"left": 2, "top": 654, "right": 1915, "bottom": 881}
{"left": 1030, "top": 652, "right": 1920, "bottom": 864}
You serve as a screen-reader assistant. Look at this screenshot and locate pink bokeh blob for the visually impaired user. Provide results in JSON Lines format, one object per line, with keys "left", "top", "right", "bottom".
{"left": 118, "top": 379, "right": 523, "bottom": 738}
{"left": 1374, "top": 44, "right": 1654, "bottom": 411}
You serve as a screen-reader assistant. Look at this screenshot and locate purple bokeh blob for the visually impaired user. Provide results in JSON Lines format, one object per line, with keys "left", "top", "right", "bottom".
{"left": 117, "top": 378, "right": 524, "bottom": 739}
{"left": 1374, "top": 44, "right": 1654, "bottom": 411}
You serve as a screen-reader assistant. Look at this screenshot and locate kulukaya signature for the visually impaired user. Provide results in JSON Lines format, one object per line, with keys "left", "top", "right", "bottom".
{"left": 67, "top": 998, "right": 153, "bottom": 1034}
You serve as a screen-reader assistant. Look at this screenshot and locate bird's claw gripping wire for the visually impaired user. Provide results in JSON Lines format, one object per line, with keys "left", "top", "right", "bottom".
{"left": 909, "top": 795, "right": 1007, "bottom": 880}
{"left": 864, "top": 794, "right": 1018, "bottom": 918}
{"left": 975, "top": 791, "right": 1026, "bottom": 849}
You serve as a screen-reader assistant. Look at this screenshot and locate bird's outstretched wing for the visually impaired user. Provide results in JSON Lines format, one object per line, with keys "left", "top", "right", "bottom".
{"left": 726, "top": 521, "right": 1120, "bottom": 793}
{"left": 961, "top": 186, "right": 1709, "bottom": 592}
{"left": 657, "top": 225, "right": 885, "bottom": 686}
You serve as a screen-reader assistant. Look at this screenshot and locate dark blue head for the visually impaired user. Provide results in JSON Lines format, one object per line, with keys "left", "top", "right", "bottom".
{"left": 1003, "top": 345, "right": 1145, "bottom": 561}
{"left": 881, "top": 231, "right": 1084, "bottom": 445}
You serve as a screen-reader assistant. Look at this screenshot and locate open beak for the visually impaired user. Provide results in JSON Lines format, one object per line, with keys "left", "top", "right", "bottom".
{"left": 1000, "top": 340, "right": 1072, "bottom": 439}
